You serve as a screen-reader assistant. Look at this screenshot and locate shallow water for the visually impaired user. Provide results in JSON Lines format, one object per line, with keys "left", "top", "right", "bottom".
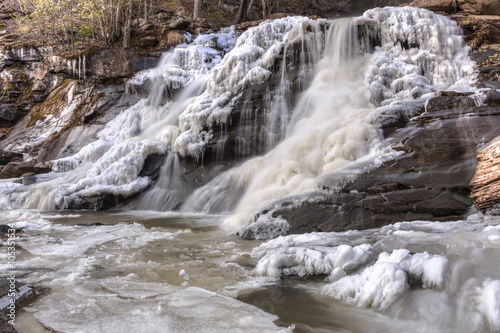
{"left": 2, "top": 211, "right": 500, "bottom": 332}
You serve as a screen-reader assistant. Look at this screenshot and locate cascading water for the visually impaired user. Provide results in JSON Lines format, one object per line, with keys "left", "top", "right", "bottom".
{"left": 181, "top": 8, "right": 477, "bottom": 231}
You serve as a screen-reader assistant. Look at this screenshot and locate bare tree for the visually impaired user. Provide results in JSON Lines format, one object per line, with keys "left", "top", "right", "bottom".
{"left": 123, "top": 0, "right": 132, "bottom": 48}
{"left": 144, "top": 0, "right": 149, "bottom": 24}
{"left": 235, "top": 0, "right": 249, "bottom": 23}
{"left": 194, "top": 0, "right": 202, "bottom": 19}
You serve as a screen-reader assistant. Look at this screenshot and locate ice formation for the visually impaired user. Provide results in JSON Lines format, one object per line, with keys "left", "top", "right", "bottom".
{"left": 253, "top": 242, "right": 373, "bottom": 278}
{"left": 242, "top": 215, "right": 291, "bottom": 240}
{"left": 322, "top": 249, "right": 448, "bottom": 310}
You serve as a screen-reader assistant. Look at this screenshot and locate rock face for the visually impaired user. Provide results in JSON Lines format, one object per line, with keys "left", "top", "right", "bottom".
{"left": 0, "top": 48, "right": 65, "bottom": 128}
{"left": 254, "top": 93, "right": 500, "bottom": 234}
{"left": 470, "top": 135, "right": 500, "bottom": 211}
{"left": 88, "top": 47, "right": 157, "bottom": 80}
{"left": 457, "top": 0, "right": 500, "bottom": 14}
{"left": 453, "top": 14, "right": 500, "bottom": 50}
{"left": 409, "top": 0, "right": 457, "bottom": 13}
{"left": 0, "top": 161, "right": 51, "bottom": 179}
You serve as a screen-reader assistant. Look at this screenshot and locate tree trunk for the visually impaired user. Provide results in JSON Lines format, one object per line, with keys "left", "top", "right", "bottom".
{"left": 235, "top": 0, "right": 248, "bottom": 23}
{"left": 194, "top": 0, "right": 202, "bottom": 19}
{"left": 144, "top": 0, "right": 149, "bottom": 24}
{"left": 123, "top": 0, "right": 133, "bottom": 48}
{"left": 70, "top": 0, "right": 74, "bottom": 49}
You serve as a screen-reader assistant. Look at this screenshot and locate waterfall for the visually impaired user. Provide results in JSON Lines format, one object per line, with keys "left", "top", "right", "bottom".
{"left": 0, "top": 7, "right": 476, "bottom": 219}
{"left": 189, "top": 18, "right": 384, "bottom": 229}
{"left": 179, "top": 8, "right": 476, "bottom": 230}
{"left": 135, "top": 152, "right": 184, "bottom": 211}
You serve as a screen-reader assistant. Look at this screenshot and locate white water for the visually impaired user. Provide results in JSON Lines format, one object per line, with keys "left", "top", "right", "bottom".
{"left": 0, "top": 6, "right": 494, "bottom": 333}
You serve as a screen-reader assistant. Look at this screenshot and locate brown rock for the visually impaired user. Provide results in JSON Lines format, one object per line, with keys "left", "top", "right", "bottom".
{"left": 0, "top": 161, "right": 52, "bottom": 179}
{"left": 138, "top": 36, "right": 158, "bottom": 48}
{"left": 165, "top": 31, "right": 185, "bottom": 45}
{"left": 470, "top": 135, "right": 500, "bottom": 210}
{"left": 409, "top": 0, "right": 457, "bottom": 12}
{"left": 457, "top": 0, "right": 500, "bottom": 14}
{"left": 88, "top": 47, "right": 141, "bottom": 80}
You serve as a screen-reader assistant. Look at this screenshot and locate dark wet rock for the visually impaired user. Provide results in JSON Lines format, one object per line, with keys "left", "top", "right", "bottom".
{"left": 65, "top": 153, "right": 167, "bottom": 210}
{"left": 139, "top": 154, "right": 166, "bottom": 181}
{"left": 484, "top": 87, "right": 500, "bottom": 105}
{"left": 0, "top": 151, "right": 21, "bottom": 166}
{"left": 20, "top": 175, "right": 37, "bottom": 185}
{"left": 0, "top": 279, "right": 37, "bottom": 312}
{"left": 66, "top": 193, "right": 125, "bottom": 210}
{"left": 0, "top": 278, "right": 40, "bottom": 333}
{"left": 0, "top": 311, "right": 17, "bottom": 333}
{"left": 0, "top": 162, "right": 52, "bottom": 179}
{"left": 76, "top": 222, "right": 105, "bottom": 227}
{"left": 202, "top": 41, "right": 313, "bottom": 163}
{"left": 0, "top": 225, "right": 12, "bottom": 234}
